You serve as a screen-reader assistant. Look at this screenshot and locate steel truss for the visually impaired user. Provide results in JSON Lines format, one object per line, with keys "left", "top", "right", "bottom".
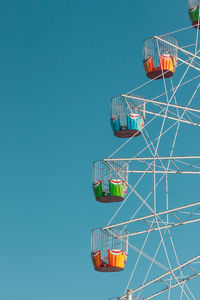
{"left": 104, "top": 156, "right": 200, "bottom": 175}
{"left": 117, "top": 255, "right": 200, "bottom": 300}
{"left": 105, "top": 27, "right": 200, "bottom": 300}
{"left": 121, "top": 94, "right": 200, "bottom": 128}
{"left": 154, "top": 35, "right": 200, "bottom": 73}
{"left": 103, "top": 201, "right": 200, "bottom": 237}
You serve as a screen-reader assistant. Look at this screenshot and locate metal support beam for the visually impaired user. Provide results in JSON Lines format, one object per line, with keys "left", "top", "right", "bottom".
{"left": 154, "top": 35, "right": 200, "bottom": 61}
{"left": 120, "top": 218, "right": 200, "bottom": 238}
{"left": 121, "top": 94, "right": 200, "bottom": 127}
{"left": 103, "top": 201, "right": 200, "bottom": 230}
{"left": 119, "top": 255, "right": 200, "bottom": 299}
{"left": 121, "top": 94, "right": 200, "bottom": 114}
{"left": 126, "top": 170, "right": 200, "bottom": 174}
{"left": 145, "top": 109, "right": 200, "bottom": 127}
{"left": 104, "top": 156, "right": 200, "bottom": 174}
{"left": 105, "top": 156, "right": 200, "bottom": 162}
{"left": 127, "top": 289, "right": 132, "bottom": 300}
{"left": 145, "top": 272, "right": 200, "bottom": 299}
{"left": 176, "top": 56, "right": 200, "bottom": 72}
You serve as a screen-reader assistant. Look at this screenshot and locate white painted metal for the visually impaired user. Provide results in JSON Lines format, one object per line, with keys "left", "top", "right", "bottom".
{"left": 120, "top": 218, "right": 200, "bottom": 238}
{"left": 105, "top": 155, "right": 200, "bottom": 161}
{"left": 120, "top": 256, "right": 200, "bottom": 299}
{"left": 154, "top": 35, "right": 200, "bottom": 61}
{"left": 120, "top": 94, "right": 200, "bottom": 126}
{"left": 176, "top": 56, "right": 200, "bottom": 72}
{"left": 103, "top": 156, "right": 200, "bottom": 174}
{"left": 127, "top": 289, "right": 132, "bottom": 300}
{"left": 127, "top": 170, "right": 200, "bottom": 174}
{"left": 103, "top": 201, "right": 200, "bottom": 230}
{"left": 144, "top": 109, "right": 200, "bottom": 127}
{"left": 145, "top": 272, "right": 200, "bottom": 299}
{"left": 103, "top": 24, "right": 200, "bottom": 300}
{"left": 122, "top": 94, "right": 200, "bottom": 115}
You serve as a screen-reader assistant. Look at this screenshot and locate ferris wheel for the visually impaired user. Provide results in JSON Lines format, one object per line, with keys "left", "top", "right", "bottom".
{"left": 91, "top": 1, "right": 200, "bottom": 299}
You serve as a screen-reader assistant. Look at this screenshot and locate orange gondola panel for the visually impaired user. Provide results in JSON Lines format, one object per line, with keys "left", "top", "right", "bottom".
{"left": 91, "top": 228, "right": 128, "bottom": 272}
{"left": 143, "top": 36, "right": 178, "bottom": 80}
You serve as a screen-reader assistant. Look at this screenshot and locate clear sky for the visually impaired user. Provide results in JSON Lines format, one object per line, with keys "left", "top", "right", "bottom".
{"left": 0, "top": 0, "right": 199, "bottom": 300}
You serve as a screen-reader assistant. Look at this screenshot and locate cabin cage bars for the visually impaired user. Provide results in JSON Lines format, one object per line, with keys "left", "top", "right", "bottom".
{"left": 92, "top": 160, "right": 129, "bottom": 190}
{"left": 143, "top": 35, "right": 178, "bottom": 68}
{"left": 91, "top": 228, "right": 129, "bottom": 254}
{"left": 188, "top": 0, "right": 200, "bottom": 9}
{"left": 110, "top": 95, "right": 146, "bottom": 125}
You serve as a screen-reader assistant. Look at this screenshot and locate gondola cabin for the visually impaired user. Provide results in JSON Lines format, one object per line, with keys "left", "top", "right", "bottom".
{"left": 188, "top": 0, "right": 200, "bottom": 28}
{"left": 110, "top": 95, "right": 145, "bottom": 138}
{"left": 91, "top": 228, "right": 128, "bottom": 272}
{"left": 93, "top": 160, "right": 128, "bottom": 203}
{"left": 143, "top": 36, "right": 178, "bottom": 80}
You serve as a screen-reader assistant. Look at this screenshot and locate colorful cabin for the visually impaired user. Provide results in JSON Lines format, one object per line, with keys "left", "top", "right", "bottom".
{"left": 110, "top": 95, "right": 145, "bottom": 138}
{"left": 188, "top": 0, "right": 200, "bottom": 28}
{"left": 143, "top": 36, "right": 177, "bottom": 80}
{"left": 92, "top": 160, "right": 128, "bottom": 203}
{"left": 91, "top": 228, "right": 128, "bottom": 272}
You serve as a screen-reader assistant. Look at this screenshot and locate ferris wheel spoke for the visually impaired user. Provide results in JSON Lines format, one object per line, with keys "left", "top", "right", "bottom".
{"left": 179, "top": 81, "right": 200, "bottom": 122}
{"left": 177, "top": 56, "right": 200, "bottom": 72}
{"left": 145, "top": 109, "right": 200, "bottom": 127}
{"left": 127, "top": 222, "right": 190, "bottom": 298}
{"left": 118, "top": 255, "right": 200, "bottom": 300}
{"left": 137, "top": 235, "right": 166, "bottom": 299}
{"left": 141, "top": 214, "right": 188, "bottom": 298}
{"left": 195, "top": 19, "right": 200, "bottom": 55}
{"left": 161, "top": 26, "right": 194, "bottom": 37}
{"left": 105, "top": 157, "right": 166, "bottom": 227}
{"left": 124, "top": 218, "right": 157, "bottom": 294}
{"left": 144, "top": 271, "right": 199, "bottom": 300}
{"left": 120, "top": 98, "right": 169, "bottom": 175}
{"left": 123, "top": 94, "right": 200, "bottom": 128}
{"left": 153, "top": 73, "right": 200, "bottom": 102}
{"left": 105, "top": 160, "right": 155, "bottom": 215}
{"left": 93, "top": 10, "right": 200, "bottom": 298}
{"left": 104, "top": 156, "right": 199, "bottom": 241}
{"left": 154, "top": 35, "right": 200, "bottom": 62}
{"left": 106, "top": 155, "right": 200, "bottom": 174}
{"left": 123, "top": 93, "right": 200, "bottom": 115}
{"left": 119, "top": 172, "right": 167, "bottom": 235}
{"left": 142, "top": 128, "right": 169, "bottom": 173}
{"left": 126, "top": 239, "right": 168, "bottom": 272}
{"left": 104, "top": 201, "right": 200, "bottom": 237}
{"left": 169, "top": 77, "right": 180, "bottom": 118}
{"left": 135, "top": 231, "right": 194, "bottom": 299}
{"left": 106, "top": 188, "right": 134, "bottom": 227}
{"left": 165, "top": 227, "right": 196, "bottom": 299}
{"left": 168, "top": 53, "right": 200, "bottom": 109}
{"left": 167, "top": 276, "right": 173, "bottom": 300}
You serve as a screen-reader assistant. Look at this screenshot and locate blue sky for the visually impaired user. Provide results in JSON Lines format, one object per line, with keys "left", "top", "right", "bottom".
{"left": 0, "top": 0, "right": 199, "bottom": 299}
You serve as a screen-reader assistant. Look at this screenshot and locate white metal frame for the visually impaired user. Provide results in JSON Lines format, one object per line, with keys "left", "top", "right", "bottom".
{"left": 103, "top": 25, "right": 200, "bottom": 300}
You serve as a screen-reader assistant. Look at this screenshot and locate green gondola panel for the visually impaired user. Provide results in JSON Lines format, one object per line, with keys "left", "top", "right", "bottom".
{"left": 92, "top": 160, "right": 128, "bottom": 203}
{"left": 188, "top": 0, "right": 200, "bottom": 28}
